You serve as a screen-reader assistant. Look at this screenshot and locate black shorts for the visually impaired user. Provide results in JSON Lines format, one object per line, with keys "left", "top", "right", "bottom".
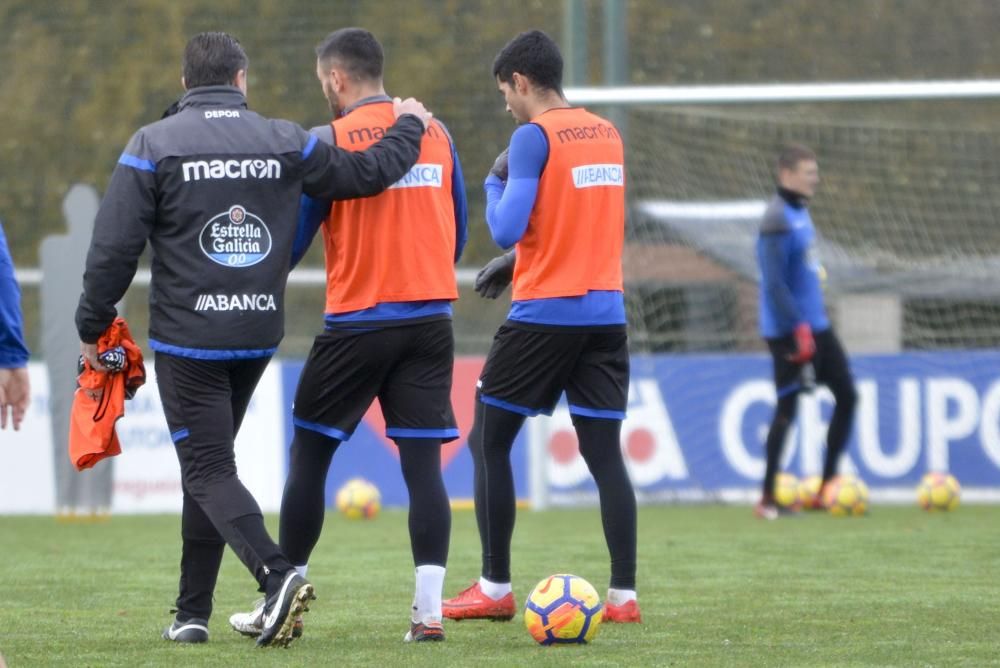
{"left": 292, "top": 319, "right": 458, "bottom": 442}
{"left": 767, "top": 328, "right": 854, "bottom": 398}
{"left": 477, "top": 322, "right": 629, "bottom": 419}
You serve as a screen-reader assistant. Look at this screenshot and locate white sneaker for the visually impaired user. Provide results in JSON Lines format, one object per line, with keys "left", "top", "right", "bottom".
{"left": 229, "top": 598, "right": 265, "bottom": 637}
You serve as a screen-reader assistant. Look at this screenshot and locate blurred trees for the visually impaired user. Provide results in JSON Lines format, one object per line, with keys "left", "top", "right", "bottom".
{"left": 2, "top": 0, "right": 999, "bottom": 353}
{"left": 3, "top": 0, "right": 1000, "bottom": 265}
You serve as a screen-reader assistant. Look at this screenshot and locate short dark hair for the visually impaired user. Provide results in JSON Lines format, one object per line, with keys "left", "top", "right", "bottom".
{"left": 492, "top": 30, "right": 563, "bottom": 93}
{"left": 777, "top": 143, "right": 817, "bottom": 171}
{"left": 182, "top": 32, "right": 248, "bottom": 89}
{"left": 315, "top": 28, "right": 384, "bottom": 82}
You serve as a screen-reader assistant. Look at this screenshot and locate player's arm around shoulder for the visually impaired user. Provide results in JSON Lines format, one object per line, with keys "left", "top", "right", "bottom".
{"left": 299, "top": 98, "right": 430, "bottom": 201}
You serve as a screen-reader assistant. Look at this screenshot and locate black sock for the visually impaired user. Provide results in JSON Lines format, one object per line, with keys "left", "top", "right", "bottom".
{"left": 278, "top": 426, "right": 340, "bottom": 566}
{"left": 469, "top": 400, "right": 526, "bottom": 583}
{"left": 397, "top": 438, "right": 450, "bottom": 566}
{"left": 573, "top": 415, "right": 637, "bottom": 590}
{"left": 763, "top": 394, "right": 798, "bottom": 499}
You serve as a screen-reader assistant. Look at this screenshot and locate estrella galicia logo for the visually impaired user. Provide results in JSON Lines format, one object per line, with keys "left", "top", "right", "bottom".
{"left": 199, "top": 205, "right": 273, "bottom": 268}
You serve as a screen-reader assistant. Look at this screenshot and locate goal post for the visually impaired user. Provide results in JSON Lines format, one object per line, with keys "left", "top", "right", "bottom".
{"left": 566, "top": 79, "right": 1000, "bottom": 106}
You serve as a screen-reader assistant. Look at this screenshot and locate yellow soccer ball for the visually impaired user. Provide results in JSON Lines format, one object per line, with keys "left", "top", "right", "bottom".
{"left": 916, "top": 472, "right": 961, "bottom": 512}
{"left": 524, "top": 574, "right": 603, "bottom": 645}
{"left": 822, "top": 475, "right": 869, "bottom": 517}
{"left": 335, "top": 478, "right": 381, "bottom": 520}
{"left": 798, "top": 474, "right": 824, "bottom": 510}
{"left": 774, "top": 472, "right": 802, "bottom": 511}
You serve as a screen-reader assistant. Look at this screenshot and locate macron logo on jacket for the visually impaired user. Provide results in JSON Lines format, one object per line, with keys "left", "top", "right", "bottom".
{"left": 181, "top": 158, "right": 282, "bottom": 182}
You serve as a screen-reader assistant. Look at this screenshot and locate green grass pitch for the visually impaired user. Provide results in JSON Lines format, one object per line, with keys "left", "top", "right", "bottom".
{"left": 3, "top": 505, "right": 999, "bottom": 667}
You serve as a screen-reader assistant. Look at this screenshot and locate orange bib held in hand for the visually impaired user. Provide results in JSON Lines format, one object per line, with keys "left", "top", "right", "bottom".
{"left": 69, "top": 317, "right": 146, "bottom": 471}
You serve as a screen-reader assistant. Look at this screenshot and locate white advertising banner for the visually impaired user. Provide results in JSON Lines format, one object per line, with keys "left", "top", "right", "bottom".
{"left": 0, "top": 364, "right": 55, "bottom": 513}
{"left": 0, "top": 361, "right": 287, "bottom": 514}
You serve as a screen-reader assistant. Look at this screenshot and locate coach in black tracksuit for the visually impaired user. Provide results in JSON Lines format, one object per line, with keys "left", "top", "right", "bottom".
{"left": 74, "top": 32, "right": 429, "bottom": 647}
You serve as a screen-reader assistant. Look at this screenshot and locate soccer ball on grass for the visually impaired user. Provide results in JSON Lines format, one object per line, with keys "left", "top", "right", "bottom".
{"left": 798, "top": 474, "right": 825, "bottom": 510}
{"left": 335, "top": 478, "right": 381, "bottom": 520}
{"left": 822, "top": 475, "right": 869, "bottom": 517}
{"left": 916, "top": 472, "right": 960, "bottom": 512}
{"left": 774, "top": 472, "right": 802, "bottom": 511}
{"left": 524, "top": 574, "right": 603, "bottom": 645}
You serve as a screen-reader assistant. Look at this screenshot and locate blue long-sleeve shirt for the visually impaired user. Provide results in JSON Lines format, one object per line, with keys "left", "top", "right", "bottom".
{"left": 290, "top": 97, "right": 469, "bottom": 327}
{"left": 756, "top": 188, "right": 829, "bottom": 338}
{"left": 484, "top": 122, "right": 625, "bottom": 327}
{"left": 0, "top": 221, "right": 30, "bottom": 367}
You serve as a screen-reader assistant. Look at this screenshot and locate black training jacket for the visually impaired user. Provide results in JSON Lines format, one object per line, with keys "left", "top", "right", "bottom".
{"left": 75, "top": 86, "right": 423, "bottom": 358}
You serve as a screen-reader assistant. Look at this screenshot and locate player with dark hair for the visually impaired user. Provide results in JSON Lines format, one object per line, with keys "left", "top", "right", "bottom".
{"left": 755, "top": 143, "right": 858, "bottom": 520}
{"left": 75, "top": 31, "right": 431, "bottom": 646}
{"left": 443, "top": 29, "right": 641, "bottom": 624}
{"left": 0, "top": 219, "right": 30, "bottom": 431}
{"left": 228, "top": 27, "right": 466, "bottom": 643}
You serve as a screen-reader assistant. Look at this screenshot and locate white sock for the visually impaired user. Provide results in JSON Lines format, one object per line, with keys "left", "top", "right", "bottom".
{"left": 607, "top": 588, "right": 637, "bottom": 606}
{"left": 294, "top": 564, "right": 309, "bottom": 578}
{"left": 479, "top": 576, "right": 512, "bottom": 600}
{"left": 413, "top": 565, "right": 446, "bottom": 623}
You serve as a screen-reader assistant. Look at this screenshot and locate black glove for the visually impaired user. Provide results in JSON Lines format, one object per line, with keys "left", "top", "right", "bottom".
{"left": 76, "top": 346, "right": 127, "bottom": 375}
{"left": 98, "top": 346, "right": 128, "bottom": 373}
{"left": 474, "top": 251, "right": 516, "bottom": 299}
{"left": 489, "top": 148, "right": 509, "bottom": 183}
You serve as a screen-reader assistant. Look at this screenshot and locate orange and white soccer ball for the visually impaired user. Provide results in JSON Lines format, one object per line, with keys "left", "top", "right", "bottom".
{"left": 774, "top": 472, "right": 802, "bottom": 511}
{"left": 822, "top": 475, "right": 869, "bottom": 517}
{"left": 916, "top": 472, "right": 961, "bottom": 512}
{"left": 335, "top": 478, "right": 381, "bottom": 520}
{"left": 524, "top": 574, "right": 603, "bottom": 645}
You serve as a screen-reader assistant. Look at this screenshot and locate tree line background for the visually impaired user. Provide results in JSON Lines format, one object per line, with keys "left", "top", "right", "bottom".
{"left": 3, "top": 0, "right": 1000, "bottom": 354}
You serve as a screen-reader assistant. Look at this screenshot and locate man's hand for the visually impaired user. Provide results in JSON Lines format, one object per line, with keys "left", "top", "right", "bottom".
{"left": 474, "top": 251, "right": 516, "bottom": 299}
{"left": 80, "top": 341, "right": 107, "bottom": 373}
{"left": 80, "top": 341, "right": 108, "bottom": 401}
{"left": 393, "top": 97, "right": 432, "bottom": 131}
{"left": 786, "top": 322, "right": 816, "bottom": 363}
{"left": 0, "top": 367, "right": 31, "bottom": 431}
{"left": 489, "top": 148, "right": 509, "bottom": 183}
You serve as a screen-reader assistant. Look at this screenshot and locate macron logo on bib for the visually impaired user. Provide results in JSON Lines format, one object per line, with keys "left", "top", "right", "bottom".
{"left": 389, "top": 163, "right": 443, "bottom": 189}
{"left": 571, "top": 163, "right": 624, "bottom": 189}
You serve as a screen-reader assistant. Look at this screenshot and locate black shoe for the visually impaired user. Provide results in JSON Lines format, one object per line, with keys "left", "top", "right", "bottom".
{"left": 162, "top": 617, "right": 209, "bottom": 643}
{"left": 256, "top": 571, "right": 315, "bottom": 648}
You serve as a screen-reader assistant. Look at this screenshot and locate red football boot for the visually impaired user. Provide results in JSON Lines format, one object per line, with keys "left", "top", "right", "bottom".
{"left": 442, "top": 582, "right": 516, "bottom": 621}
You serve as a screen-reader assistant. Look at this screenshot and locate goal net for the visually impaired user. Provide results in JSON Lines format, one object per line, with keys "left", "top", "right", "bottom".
{"left": 528, "top": 84, "right": 1000, "bottom": 508}
{"left": 618, "top": 100, "right": 1000, "bottom": 353}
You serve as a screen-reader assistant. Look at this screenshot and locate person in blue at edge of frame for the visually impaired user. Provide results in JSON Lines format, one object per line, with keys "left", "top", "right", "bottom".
{"left": 0, "top": 218, "right": 30, "bottom": 432}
